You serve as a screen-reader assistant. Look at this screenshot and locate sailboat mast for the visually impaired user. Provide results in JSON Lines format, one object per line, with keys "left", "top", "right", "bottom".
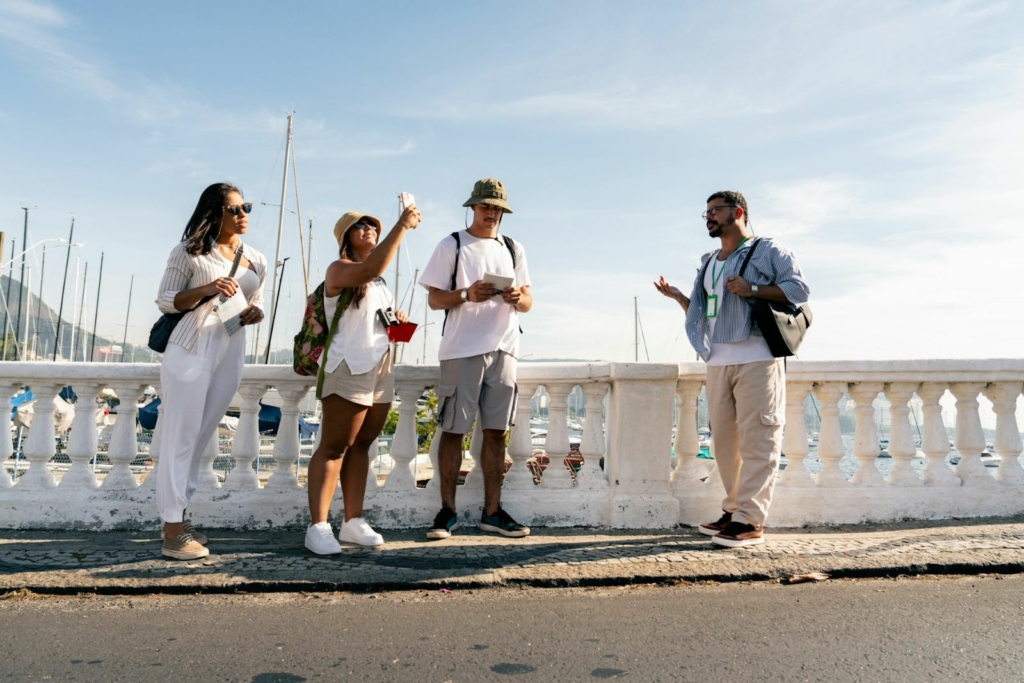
{"left": 634, "top": 296, "right": 638, "bottom": 362}
{"left": 89, "top": 251, "right": 103, "bottom": 362}
{"left": 291, "top": 146, "right": 309, "bottom": 299}
{"left": 266, "top": 111, "right": 293, "bottom": 361}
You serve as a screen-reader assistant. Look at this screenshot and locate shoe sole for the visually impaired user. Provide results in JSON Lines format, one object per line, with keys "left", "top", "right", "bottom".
{"left": 711, "top": 535, "right": 764, "bottom": 548}
{"left": 161, "top": 547, "right": 210, "bottom": 560}
{"left": 426, "top": 523, "right": 458, "bottom": 540}
{"left": 698, "top": 526, "right": 724, "bottom": 537}
{"left": 338, "top": 537, "right": 384, "bottom": 548}
{"left": 304, "top": 539, "right": 342, "bottom": 555}
{"left": 479, "top": 522, "right": 530, "bottom": 538}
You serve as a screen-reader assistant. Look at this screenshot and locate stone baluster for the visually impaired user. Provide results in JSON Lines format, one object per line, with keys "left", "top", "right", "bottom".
{"left": 983, "top": 382, "right": 1024, "bottom": 485}
{"left": 60, "top": 383, "right": 102, "bottom": 490}
{"left": 849, "top": 383, "right": 885, "bottom": 486}
{"left": 505, "top": 381, "right": 539, "bottom": 490}
{"left": 102, "top": 382, "right": 146, "bottom": 489}
{"left": 0, "top": 383, "right": 21, "bottom": 488}
{"left": 224, "top": 384, "right": 266, "bottom": 490}
{"left": 196, "top": 433, "right": 221, "bottom": 490}
{"left": 918, "top": 383, "right": 958, "bottom": 486}
{"left": 813, "top": 383, "right": 848, "bottom": 487}
{"left": 18, "top": 382, "right": 60, "bottom": 489}
{"left": 425, "top": 425, "right": 443, "bottom": 493}
{"left": 140, "top": 400, "right": 163, "bottom": 492}
{"left": 577, "top": 382, "right": 609, "bottom": 489}
{"left": 265, "top": 385, "right": 308, "bottom": 490}
{"left": 885, "top": 382, "right": 922, "bottom": 486}
{"left": 542, "top": 383, "right": 573, "bottom": 488}
{"left": 950, "top": 382, "right": 994, "bottom": 486}
{"left": 364, "top": 437, "right": 380, "bottom": 497}
{"left": 780, "top": 382, "right": 813, "bottom": 487}
{"left": 383, "top": 382, "right": 422, "bottom": 490}
{"left": 669, "top": 380, "right": 703, "bottom": 485}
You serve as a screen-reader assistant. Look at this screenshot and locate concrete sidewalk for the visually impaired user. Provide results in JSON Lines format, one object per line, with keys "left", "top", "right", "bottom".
{"left": 3, "top": 517, "right": 1024, "bottom": 595}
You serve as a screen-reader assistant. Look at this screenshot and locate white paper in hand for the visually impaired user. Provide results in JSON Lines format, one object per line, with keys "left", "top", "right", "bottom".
{"left": 399, "top": 192, "right": 416, "bottom": 210}
{"left": 216, "top": 291, "right": 248, "bottom": 335}
{"left": 483, "top": 272, "right": 513, "bottom": 299}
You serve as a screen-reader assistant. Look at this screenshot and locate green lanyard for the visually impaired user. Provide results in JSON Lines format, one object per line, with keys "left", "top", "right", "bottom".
{"left": 710, "top": 236, "right": 749, "bottom": 291}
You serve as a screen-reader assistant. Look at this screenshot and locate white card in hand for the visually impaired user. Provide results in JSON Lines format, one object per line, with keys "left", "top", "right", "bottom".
{"left": 399, "top": 192, "right": 415, "bottom": 210}
{"left": 482, "top": 272, "right": 513, "bottom": 298}
{"left": 215, "top": 291, "right": 248, "bottom": 335}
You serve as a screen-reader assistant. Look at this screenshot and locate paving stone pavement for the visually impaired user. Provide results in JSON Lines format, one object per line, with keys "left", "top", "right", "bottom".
{"left": 3, "top": 516, "right": 1024, "bottom": 594}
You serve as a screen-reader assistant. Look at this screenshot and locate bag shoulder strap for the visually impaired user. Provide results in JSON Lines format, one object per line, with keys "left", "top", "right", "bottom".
{"left": 699, "top": 250, "right": 719, "bottom": 295}
{"left": 502, "top": 234, "right": 517, "bottom": 268}
{"left": 737, "top": 238, "right": 760, "bottom": 278}
{"left": 315, "top": 286, "right": 354, "bottom": 398}
{"left": 442, "top": 232, "right": 462, "bottom": 335}
{"left": 187, "top": 244, "right": 246, "bottom": 314}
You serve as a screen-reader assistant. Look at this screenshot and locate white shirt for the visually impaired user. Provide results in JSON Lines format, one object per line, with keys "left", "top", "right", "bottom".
{"left": 419, "top": 231, "right": 531, "bottom": 361}
{"left": 703, "top": 252, "right": 773, "bottom": 367}
{"left": 320, "top": 278, "right": 392, "bottom": 375}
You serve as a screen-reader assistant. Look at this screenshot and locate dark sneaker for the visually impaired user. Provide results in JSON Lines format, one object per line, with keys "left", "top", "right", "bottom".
{"left": 712, "top": 521, "right": 764, "bottom": 548}
{"left": 427, "top": 506, "right": 459, "bottom": 540}
{"left": 698, "top": 511, "right": 732, "bottom": 537}
{"left": 479, "top": 507, "right": 530, "bottom": 538}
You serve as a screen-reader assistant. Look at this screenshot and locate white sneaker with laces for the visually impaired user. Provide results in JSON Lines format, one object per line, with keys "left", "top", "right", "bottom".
{"left": 338, "top": 517, "right": 384, "bottom": 547}
{"left": 305, "top": 522, "right": 342, "bottom": 555}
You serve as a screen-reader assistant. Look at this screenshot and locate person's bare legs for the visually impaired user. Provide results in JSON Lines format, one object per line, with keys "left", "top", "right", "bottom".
{"left": 438, "top": 431, "right": 464, "bottom": 511}
{"left": 341, "top": 402, "right": 390, "bottom": 521}
{"left": 306, "top": 395, "right": 368, "bottom": 524}
{"left": 481, "top": 429, "right": 507, "bottom": 515}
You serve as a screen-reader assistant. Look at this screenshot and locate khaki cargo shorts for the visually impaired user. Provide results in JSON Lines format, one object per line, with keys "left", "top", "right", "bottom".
{"left": 437, "top": 351, "right": 518, "bottom": 435}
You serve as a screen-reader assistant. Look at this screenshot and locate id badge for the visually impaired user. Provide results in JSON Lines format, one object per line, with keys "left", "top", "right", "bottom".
{"left": 706, "top": 294, "right": 718, "bottom": 319}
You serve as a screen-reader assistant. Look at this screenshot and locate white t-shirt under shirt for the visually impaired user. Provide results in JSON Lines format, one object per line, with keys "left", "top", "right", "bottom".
{"left": 320, "top": 278, "right": 393, "bottom": 375}
{"left": 703, "top": 252, "right": 773, "bottom": 367}
{"left": 418, "top": 231, "right": 531, "bottom": 361}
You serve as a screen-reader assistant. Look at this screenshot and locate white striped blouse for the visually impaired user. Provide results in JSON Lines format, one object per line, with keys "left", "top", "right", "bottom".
{"left": 155, "top": 241, "right": 268, "bottom": 354}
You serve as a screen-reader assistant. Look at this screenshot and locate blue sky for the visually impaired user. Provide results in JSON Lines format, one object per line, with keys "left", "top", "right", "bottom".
{"left": 1, "top": 0, "right": 1022, "bottom": 364}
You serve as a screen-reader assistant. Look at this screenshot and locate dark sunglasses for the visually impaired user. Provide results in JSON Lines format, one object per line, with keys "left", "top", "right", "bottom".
{"left": 224, "top": 203, "right": 253, "bottom": 216}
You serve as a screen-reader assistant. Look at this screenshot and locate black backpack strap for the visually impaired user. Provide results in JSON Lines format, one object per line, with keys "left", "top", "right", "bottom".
{"left": 442, "top": 231, "right": 462, "bottom": 335}
{"left": 698, "top": 250, "right": 719, "bottom": 295}
{"left": 502, "top": 234, "right": 517, "bottom": 268}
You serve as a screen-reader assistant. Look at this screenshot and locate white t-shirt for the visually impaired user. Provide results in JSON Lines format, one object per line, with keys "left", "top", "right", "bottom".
{"left": 320, "top": 279, "right": 393, "bottom": 375}
{"left": 703, "top": 252, "right": 773, "bottom": 367}
{"left": 419, "top": 231, "right": 531, "bottom": 361}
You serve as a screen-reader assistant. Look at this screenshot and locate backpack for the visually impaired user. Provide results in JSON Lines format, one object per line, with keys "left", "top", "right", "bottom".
{"left": 737, "top": 239, "right": 812, "bottom": 358}
{"left": 442, "top": 230, "right": 519, "bottom": 335}
{"left": 293, "top": 282, "right": 354, "bottom": 398}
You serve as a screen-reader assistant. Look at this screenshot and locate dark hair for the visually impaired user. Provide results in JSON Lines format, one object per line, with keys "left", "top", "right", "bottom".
{"left": 181, "top": 183, "right": 242, "bottom": 256}
{"left": 706, "top": 190, "right": 749, "bottom": 224}
{"left": 339, "top": 227, "right": 370, "bottom": 309}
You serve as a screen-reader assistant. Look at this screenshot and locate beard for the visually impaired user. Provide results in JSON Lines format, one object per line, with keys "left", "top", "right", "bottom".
{"left": 707, "top": 222, "right": 722, "bottom": 238}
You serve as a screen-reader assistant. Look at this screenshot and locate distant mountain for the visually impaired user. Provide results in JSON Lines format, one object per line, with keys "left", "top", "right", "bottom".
{"left": 0, "top": 275, "right": 159, "bottom": 363}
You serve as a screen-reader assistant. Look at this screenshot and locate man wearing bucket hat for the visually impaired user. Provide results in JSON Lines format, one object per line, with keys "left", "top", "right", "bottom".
{"left": 303, "top": 204, "right": 420, "bottom": 555}
{"left": 419, "top": 178, "right": 533, "bottom": 540}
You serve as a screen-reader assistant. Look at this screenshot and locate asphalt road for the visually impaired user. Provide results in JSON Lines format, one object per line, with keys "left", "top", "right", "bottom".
{"left": 1, "top": 575, "right": 1023, "bottom": 682}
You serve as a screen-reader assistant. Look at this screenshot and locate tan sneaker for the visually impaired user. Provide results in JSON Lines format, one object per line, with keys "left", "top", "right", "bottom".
{"left": 162, "top": 533, "right": 210, "bottom": 560}
{"left": 181, "top": 520, "right": 208, "bottom": 545}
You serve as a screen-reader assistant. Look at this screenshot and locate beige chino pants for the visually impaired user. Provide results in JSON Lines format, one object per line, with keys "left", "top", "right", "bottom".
{"left": 705, "top": 359, "right": 786, "bottom": 526}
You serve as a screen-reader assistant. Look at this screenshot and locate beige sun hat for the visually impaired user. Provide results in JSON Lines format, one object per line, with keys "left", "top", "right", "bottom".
{"left": 462, "top": 178, "right": 513, "bottom": 214}
{"left": 333, "top": 211, "right": 382, "bottom": 245}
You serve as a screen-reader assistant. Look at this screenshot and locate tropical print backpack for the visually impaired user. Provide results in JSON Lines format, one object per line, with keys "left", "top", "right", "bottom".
{"left": 293, "top": 282, "right": 353, "bottom": 398}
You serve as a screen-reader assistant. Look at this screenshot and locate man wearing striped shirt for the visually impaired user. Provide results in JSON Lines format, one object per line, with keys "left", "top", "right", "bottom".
{"left": 655, "top": 190, "right": 810, "bottom": 548}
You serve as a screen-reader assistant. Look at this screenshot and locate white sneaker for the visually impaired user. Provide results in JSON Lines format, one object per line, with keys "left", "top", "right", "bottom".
{"left": 305, "top": 522, "right": 342, "bottom": 555}
{"left": 338, "top": 517, "right": 384, "bottom": 547}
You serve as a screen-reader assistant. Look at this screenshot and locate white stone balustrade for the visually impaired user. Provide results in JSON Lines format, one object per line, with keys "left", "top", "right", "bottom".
{"left": 0, "top": 360, "right": 1021, "bottom": 530}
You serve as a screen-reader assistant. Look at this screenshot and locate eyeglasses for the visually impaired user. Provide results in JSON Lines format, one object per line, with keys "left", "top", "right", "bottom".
{"left": 353, "top": 222, "right": 376, "bottom": 231}
{"left": 224, "top": 203, "right": 253, "bottom": 216}
{"left": 702, "top": 205, "right": 735, "bottom": 220}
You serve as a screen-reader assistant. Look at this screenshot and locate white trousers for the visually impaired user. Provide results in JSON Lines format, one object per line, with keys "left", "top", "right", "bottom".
{"left": 156, "top": 321, "right": 245, "bottom": 523}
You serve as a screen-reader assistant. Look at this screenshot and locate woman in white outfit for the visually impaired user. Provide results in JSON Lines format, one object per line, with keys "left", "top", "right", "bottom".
{"left": 304, "top": 204, "right": 420, "bottom": 554}
{"left": 155, "top": 183, "right": 267, "bottom": 560}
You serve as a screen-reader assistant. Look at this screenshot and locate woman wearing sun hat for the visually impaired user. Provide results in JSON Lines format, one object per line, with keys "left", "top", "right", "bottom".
{"left": 304, "top": 202, "right": 422, "bottom": 555}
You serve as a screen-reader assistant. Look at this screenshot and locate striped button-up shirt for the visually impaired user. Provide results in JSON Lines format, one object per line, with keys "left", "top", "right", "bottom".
{"left": 684, "top": 237, "right": 809, "bottom": 362}
{"left": 155, "top": 242, "right": 268, "bottom": 354}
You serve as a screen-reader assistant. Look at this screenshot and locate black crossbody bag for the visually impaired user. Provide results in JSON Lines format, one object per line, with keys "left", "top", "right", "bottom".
{"left": 148, "top": 245, "right": 244, "bottom": 353}
{"left": 737, "top": 239, "right": 812, "bottom": 358}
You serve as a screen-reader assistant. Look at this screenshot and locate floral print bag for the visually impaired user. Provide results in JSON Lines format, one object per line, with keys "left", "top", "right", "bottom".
{"left": 292, "top": 282, "right": 353, "bottom": 398}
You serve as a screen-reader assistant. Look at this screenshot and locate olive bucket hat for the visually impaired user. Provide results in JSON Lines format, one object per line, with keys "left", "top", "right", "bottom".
{"left": 333, "top": 211, "right": 382, "bottom": 245}
{"left": 462, "top": 178, "right": 513, "bottom": 214}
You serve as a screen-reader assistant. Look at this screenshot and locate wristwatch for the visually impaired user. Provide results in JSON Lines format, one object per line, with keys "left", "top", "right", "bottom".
{"left": 750, "top": 284, "right": 759, "bottom": 298}
{"left": 460, "top": 287, "right": 469, "bottom": 302}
